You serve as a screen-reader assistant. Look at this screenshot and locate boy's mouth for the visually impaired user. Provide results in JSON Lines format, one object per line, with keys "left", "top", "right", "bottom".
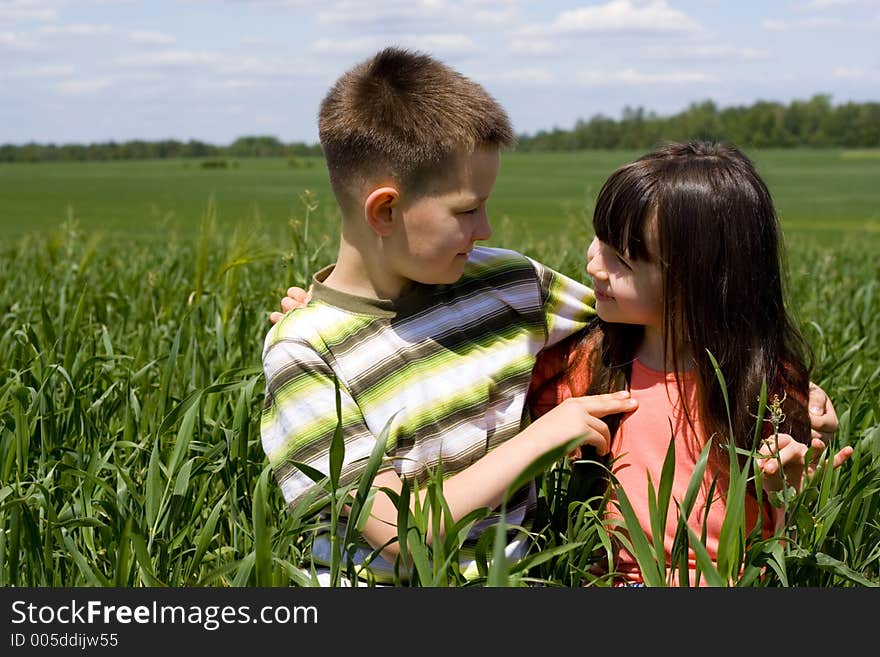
{"left": 595, "top": 289, "right": 614, "bottom": 302}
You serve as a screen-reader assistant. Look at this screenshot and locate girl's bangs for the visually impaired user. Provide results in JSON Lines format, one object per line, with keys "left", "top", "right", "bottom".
{"left": 592, "top": 162, "right": 655, "bottom": 261}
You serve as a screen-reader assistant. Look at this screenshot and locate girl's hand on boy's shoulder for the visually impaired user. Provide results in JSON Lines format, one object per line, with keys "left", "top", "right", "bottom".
{"left": 757, "top": 432, "right": 853, "bottom": 493}
{"left": 269, "top": 286, "right": 312, "bottom": 324}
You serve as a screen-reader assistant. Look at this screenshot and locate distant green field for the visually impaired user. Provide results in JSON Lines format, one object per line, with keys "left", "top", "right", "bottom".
{"left": 1, "top": 149, "right": 878, "bottom": 244}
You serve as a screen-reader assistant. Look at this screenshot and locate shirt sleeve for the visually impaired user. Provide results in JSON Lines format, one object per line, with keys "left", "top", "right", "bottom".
{"left": 527, "top": 338, "right": 574, "bottom": 419}
{"left": 260, "top": 336, "right": 395, "bottom": 512}
{"left": 526, "top": 256, "right": 596, "bottom": 348}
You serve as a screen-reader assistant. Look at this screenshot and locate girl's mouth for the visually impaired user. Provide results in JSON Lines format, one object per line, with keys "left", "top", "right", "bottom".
{"left": 595, "top": 289, "right": 614, "bottom": 302}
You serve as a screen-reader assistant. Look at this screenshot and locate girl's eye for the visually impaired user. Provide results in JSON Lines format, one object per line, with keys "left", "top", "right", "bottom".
{"left": 615, "top": 254, "right": 632, "bottom": 270}
{"left": 460, "top": 208, "right": 478, "bottom": 215}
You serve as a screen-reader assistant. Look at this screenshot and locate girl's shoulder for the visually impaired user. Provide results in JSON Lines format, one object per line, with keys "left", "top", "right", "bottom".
{"left": 528, "top": 328, "right": 602, "bottom": 418}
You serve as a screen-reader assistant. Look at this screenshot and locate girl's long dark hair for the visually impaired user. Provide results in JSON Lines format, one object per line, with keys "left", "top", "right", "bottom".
{"left": 572, "top": 141, "right": 812, "bottom": 455}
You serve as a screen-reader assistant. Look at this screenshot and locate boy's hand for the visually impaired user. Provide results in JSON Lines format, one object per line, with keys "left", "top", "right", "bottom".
{"left": 530, "top": 391, "right": 637, "bottom": 458}
{"left": 757, "top": 432, "right": 853, "bottom": 493}
{"left": 807, "top": 382, "right": 838, "bottom": 446}
{"left": 269, "top": 286, "right": 312, "bottom": 324}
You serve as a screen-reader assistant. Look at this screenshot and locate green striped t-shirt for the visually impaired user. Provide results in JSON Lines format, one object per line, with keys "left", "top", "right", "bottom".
{"left": 260, "top": 246, "right": 595, "bottom": 581}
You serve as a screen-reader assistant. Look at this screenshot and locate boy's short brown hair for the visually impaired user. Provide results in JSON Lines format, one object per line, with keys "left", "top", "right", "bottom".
{"left": 319, "top": 47, "right": 515, "bottom": 209}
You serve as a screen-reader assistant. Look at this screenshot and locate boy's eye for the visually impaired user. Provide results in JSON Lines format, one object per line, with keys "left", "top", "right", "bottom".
{"left": 459, "top": 208, "right": 478, "bottom": 215}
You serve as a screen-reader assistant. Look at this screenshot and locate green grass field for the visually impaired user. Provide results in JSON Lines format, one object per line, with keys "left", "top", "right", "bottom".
{"left": 1, "top": 150, "right": 878, "bottom": 587}
{"left": 2, "top": 149, "right": 879, "bottom": 243}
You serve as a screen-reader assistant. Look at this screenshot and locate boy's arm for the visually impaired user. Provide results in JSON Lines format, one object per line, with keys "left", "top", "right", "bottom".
{"left": 261, "top": 337, "right": 396, "bottom": 512}
{"left": 263, "top": 316, "right": 637, "bottom": 563}
{"left": 361, "top": 392, "right": 638, "bottom": 563}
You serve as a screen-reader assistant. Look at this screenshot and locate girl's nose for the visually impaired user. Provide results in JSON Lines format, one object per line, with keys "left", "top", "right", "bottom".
{"left": 586, "top": 260, "right": 608, "bottom": 281}
{"left": 472, "top": 208, "right": 492, "bottom": 242}
{"left": 586, "top": 240, "right": 608, "bottom": 280}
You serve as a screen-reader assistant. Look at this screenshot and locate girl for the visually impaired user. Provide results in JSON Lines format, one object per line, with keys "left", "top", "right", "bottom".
{"left": 528, "top": 141, "right": 852, "bottom": 585}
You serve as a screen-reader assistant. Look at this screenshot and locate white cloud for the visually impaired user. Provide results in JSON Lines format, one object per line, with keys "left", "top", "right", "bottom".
{"left": 486, "top": 67, "right": 557, "bottom": 85}
{"left": 5, "top": 63, "right": 73, "bottom": 77}
{"left": 833, "top": 65, "right": 880, "bottom": 81}
{"left": 801, "top": 0, "right": 880, "bottom": 9}
{"left": 129, "top": 30, "right": 176, "bottom": 45}
{"left": 0, "top": 29, "right": 38, "bottom": 49}
{"left": 833, "top": 66, "right": 864, "bottom": 78}
{"left": 316, "top": 0, "right": 518, "bottom": 29}
{"left": 524, "top": 0, "right": 702, "bottom": 37}
{"left": 0, "top": 1, "right": 58, "bottom": 25}
{"left": 400, "top": 33, "right": 480, "bottom": 54}
{"left": 643, "top": 44, "right": 769, "bottom": 60}
{"left": 240, "top": 35, "right": 281, "bottom": 47}
{"left": 117, "top": 49, "right": 223, "bottom": 68}
{"left": 311, "top": 36, "right": 385, "bottom": 55}
{"left": 313, "top": 32, "right": 480, "bottom": 58}
{"left": 39, "top": 23, "right": 113, "bottom": 36}
{"left": 577, "top": 68, "right": 715, "bottom": 85}
{"left": 509, "top": 39, "right": 561, "bottom": 55}
{"left": 763, "top": 16, "right": 857, "bottom": 30}
{"left": 219, "top": 55, "right": 319, "bottom": 77}
{"left": 115, "top": 48, "right": 319, "bottom": 81}
{"left": 57, "top": 77, "right": 113, "bottom": 95}
{"left": 195, "top": 78, "right": 262, "bottom": 93}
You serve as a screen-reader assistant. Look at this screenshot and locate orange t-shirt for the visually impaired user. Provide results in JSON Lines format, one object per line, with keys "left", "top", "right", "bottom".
{"left": 528, "top": 343, "right": 776, "bottom": 586}
{"left": 608, "top": 360, "right": 774, "bottom": 585}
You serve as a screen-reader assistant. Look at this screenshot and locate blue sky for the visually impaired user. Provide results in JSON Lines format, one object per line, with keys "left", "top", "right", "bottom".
{"left": 1, "top": 0, "right": 878, "bottom": 145}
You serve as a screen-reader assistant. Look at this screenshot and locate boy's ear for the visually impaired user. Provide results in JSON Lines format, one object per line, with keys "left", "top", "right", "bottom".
{"left": 363, "top": 186, "right": 399, "bottom": 237}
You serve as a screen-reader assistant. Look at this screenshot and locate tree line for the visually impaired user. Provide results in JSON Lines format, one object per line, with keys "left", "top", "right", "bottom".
{"left": 516, "top": 95, "right": 879, "bottom": 151}
{"left": 2, "top": 95, "right": 878, "bottom": 163}
{"left": 0, "top": 135, "right": 322, "bottom": 164}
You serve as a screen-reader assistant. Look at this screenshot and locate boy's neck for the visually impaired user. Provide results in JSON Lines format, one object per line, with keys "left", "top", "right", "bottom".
{"left": 323, "top": 237, "right": 413, "bottom": 300}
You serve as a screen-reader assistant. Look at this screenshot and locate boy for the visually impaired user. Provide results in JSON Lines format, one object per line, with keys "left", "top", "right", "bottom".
{"left": 260, "top": 47, "right": 635, "bottom": 584}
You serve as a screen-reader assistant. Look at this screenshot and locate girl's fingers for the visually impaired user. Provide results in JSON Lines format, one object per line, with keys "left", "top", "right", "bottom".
{"left": 278, "top": 287, "right": 311, "bottom": 316}
{"left": 808, "top": 382, "right": 839, "bottom": 446}
{"left": 760, "top": 458, "right": 778, "bottom": 475}
{"left": 287, "top": 286, "right": 312, "bottom": 305}
{"left": 831, "top": 446, "right": 854, "bottom": 469}
{"left": 758, "top": 433, "right": 793, "bottom": 457}
{"left": 269, "top": 310, "right": 283, "bottom": 324}
{"left": 759, "top": 433, "right": 853, "bottom": 492}
{"left": 581, "top": 416, "right": 612, "bottom": 456}
{"left": 578, "top": 391, "right": 638, "bottom": 418}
